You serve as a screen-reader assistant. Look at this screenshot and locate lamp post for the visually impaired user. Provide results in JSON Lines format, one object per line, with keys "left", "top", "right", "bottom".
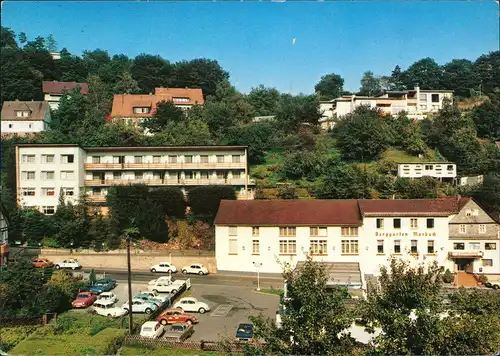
{"left": 169, "top": 252, "right": 172, "bottom": 280}
{"left": 125, "top": 235, "right": 133, "bottom": 335}
{"left": 253, "top": 262, "right": 262, "bottom": 291}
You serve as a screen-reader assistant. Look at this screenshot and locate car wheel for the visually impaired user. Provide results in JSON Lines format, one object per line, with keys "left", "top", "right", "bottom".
{"left": 186, "top": 319, "right": 192, "bottom": 325}
{"left": 493, "top": 285, "right": 500, "bottom": 290}
{"left": 72, "top": 266, "right": 77, "bottom": 270}
{"left": 123, "top": 308, "right": 129, "bottom": 314}
{"left": 145, "top": 308, "right": 152, "bottom": 315}
{"left": 151, "top": 268, "right": 156, "bottom": 273}
{"left": 198, "top": 271, "right": 204, "bottom": 276}
{"left": 55, "top": 265, "right": 60, "bottom": 269}
{"left": 182, "top": 269, "right": 187, "bottom": 274}
{"left": 107, "top": 314, "right": 112, "bottom": 318}
{"left": 160, "top": 319, "right": 168, "bottom": 325}
{"left": 171, "top": 289, "right": 177, "bottom": 294}
{"left": 153, "top": 289, "right": 159, "bottom": 293}
{"left": 198, "top": 308, "right": 206, "bottom": 314}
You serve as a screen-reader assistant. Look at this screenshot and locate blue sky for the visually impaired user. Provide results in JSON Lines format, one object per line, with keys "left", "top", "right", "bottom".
{"left": 2, "top": 1, "right": 498, "bottom": 94}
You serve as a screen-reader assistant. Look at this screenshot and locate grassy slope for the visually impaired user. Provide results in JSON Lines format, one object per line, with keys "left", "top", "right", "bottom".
{"left": 119, "top": 345, "right": 224, "bottom": 356}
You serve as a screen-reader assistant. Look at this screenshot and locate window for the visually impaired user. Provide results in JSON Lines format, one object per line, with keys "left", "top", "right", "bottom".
{"left": 41, "top": 187, "right": 55, "bottom": 196}
{"left": 410, "top": 218, "right": 418, "bottom": 229}
{"left": 393, "top": 219, "right": 401, "bottom": 229}
{"left": 113, "top": 172, "right": 122, "bottom": 180}
{"left": 200, "top": 155, "right": 209, "bottom": 163}
{"left": 252, "top": 240, "right": 260, "bottom": 255}
{"left": 424, "top": 165, "right": 433, "bottom": 170}
{"left": 168, "top": 155, "right": 178, "bottom": 164}
{"left": 21, "top": 155, "right": 35, "bottom": 163}
{"left": 135, "top": 172, "right": 143, "bottom": 180}
{"left": 377, "top": 240, "right": 384, "bottom": 254}
{"left": 466, "top": 209, "right": 472, "bottom": 217}
{"left": 447, "top": 165, "right": 454, "bottom": 171}
{"left": 376, "top": 218, "right": 384, "bottom": 229}
{"left": 42, "top": 206, "right": 55, "bottom": 215}
{"left": 216, "top": 155, "right": 224, "bottom": 163}
{"left": 232, "top": 171, "right": 241, "bottom": 179}
{"left": 232, "top": 155, "right": 241, "bottom": 163}
{"left": 310, "top": 227, "right": 327, "bottom": 237}
{"left": 420, "top": 104, "right": 428, "bottom": 110}
{"left": 229, "top": 226, "right": 237, "bottom": 236}
{"left": 90, "top": 156, "right": 100, "bottom": 164}
{"left": 21, "top": 188, "right": 35, "bottom": 196}
{"left": 184, "top": 155, "right": 193, "bottom": 163}
{"left": 41, "top": 154, "right": 54, "bottom": 163}
{"left": 453, "top": 243, "right": 465, "bottom": 250}
{"left": 411, "top": 240, "right": 418, "bottom": 254}
{"left": 469, "top": 242, "right": 480, "bottom": 250}
{"left": 228, "top": 239, "right": 238, "bottom": 255}
{"left": 459, "top": 224, "right": 466, "bottom": 234}
{"left": 431, "top": 94, "right": 440, "bottom": 103}
{"left": 22, "top": 171, "right": 36, "bottom": 180}
{"left": 427, "top": 219, "right": 435, "bottom": 229}
{"left": 252, "top": 227, "right": 259, "bottom": 237}
{"left": 184, "top": 171, "right": 193, "bottom": 179}
{"left": 60, "top": 171, "right": 74, "bottom": 180}
{"left": 216, "top": 171, "right": 225, "bottom": 179}
{"left": 16, "top": 110, "right": 30, "bottom": 117}
{"left": 152, "top": 156, "right": 161, "bottom": 164}
{"left": 64, "top": 188, "right": 74, "bottom": 196}
{"left": 133, "top": 106, "right": 150, "bottom": 114}
{"left": 280, "top": 227, "right": 296, "bottom": 237}
{"left": 134, "top": 156, "right": 143, "bottom": 164}
{"left": 341, "top": 240, "right": 359, "bottom": 254}
{"left": 173, "top": 97, "right": 189, "bottom": 103}
{"left": 279, "top": 240, "right": 297, "bottom": 255}
{"left": 419, "top": 94, "right": 427, "bottom": 101}
{"left": 310, "top": 240, "right": 327, "bottom": 255}
{"left": 341, "top": 227, "right": 358, "bottom": 236}
{"left": 479, "top": 224, "right": 486, "bottom": 233}
{"left": 485, "top": 243, "right": 497, "bottom": 250}
{"left": 427, "top": 240, "right": 435, "bottom": 254}
{"left": 482, "top": 259, "right": 493, "bottom": 267}
{"left": 394, "top": 240, "right": 401, "bottom": 254}
{"left": 200, "top": 171, "right": 208, "bottom": 179}
{"left": 8, "top": 124, "right": 12, "bottom": 128}
{"left": 61, "top": 154, "right": 74, "bottom": 163}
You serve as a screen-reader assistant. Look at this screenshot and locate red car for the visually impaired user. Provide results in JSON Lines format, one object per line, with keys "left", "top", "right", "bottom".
{"left": 72, "top": 292, "right": 97, "bottom": 308}
{"left": 157, "top": 307, "right": 198, "bottom": 326}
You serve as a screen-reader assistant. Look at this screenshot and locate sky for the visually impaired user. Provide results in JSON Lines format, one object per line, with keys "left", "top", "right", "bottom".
{"left": 2, "top": 1, "right": 499, "bottom": 94}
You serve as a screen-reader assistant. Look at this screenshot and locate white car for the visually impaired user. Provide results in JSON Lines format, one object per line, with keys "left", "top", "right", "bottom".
{"left": 139, "top": 290, "right": 170, "bottom": 303}
{"left": 134, "top": 293, "right": 163, "bottom": 307}
{"left": 54, "top": 259, "right": 81, "bottom": 270}
{"left": 181, "top": 264, "right": 209, "bottom": 275}
{"left": 92, "top": 300, "right": 127, "bottom": 318}
{"left": 148, "top": 276, "right": 174, "bottom": 285}
{"left": 122, "top": 299, "right": 158, "bottom": 314}
{"left": 150, "top": 262, "right": 177, "bottom": 273}
{"left": 140, "top": 321, "right": 165, "bottom": 339}
{"left": 173, "top": 297, "right": 210, "bottom": 314}
{"left": 98, "top": 292, "right": 118, "bottom": 303}
{"left": 148, "top": 279, "right": 185, "bottom": 294}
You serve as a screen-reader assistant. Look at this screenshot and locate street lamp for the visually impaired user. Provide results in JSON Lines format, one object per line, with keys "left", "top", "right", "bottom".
{"left": 253, "top": 261, "right": 262, "bottom": 291}
{"left": 125, "top": 235, "right": 133, "bottom": 335}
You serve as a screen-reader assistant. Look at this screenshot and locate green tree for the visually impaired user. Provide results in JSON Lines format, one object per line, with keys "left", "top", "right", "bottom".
{"left": 403, "top": 57, "right": 443, "bottom": 89}
{"left": 88, "top": 268, "right": 97, "bottom": 285}
{"left": 45, "top": 34, "right": 57, "bottom": 52}
{"left": 282, "top": 150, "right": 326, "bottom": 180}
{"left": 388, "top": 65, "right": 406, "bottom": 90}
{"left": 248, "top": 259, "right": 355, "bottom": 355}
{"left": 314, "top": 73, "right": 344, "bottom": 100}
{"left": 246, "top": 85, "right": 281, "bottom": 116}
{"left": 474, "top": 51, "right": 500, "bottom": 94}
{"left": 0, "top": 48, "right": 42, "bottom": 102}
{"left": 142, "top": 100, "right": 185, "bottom": 133}
{"left": 391, "top": 113, "right": 428, "bottom": 155}
{"left": 131, "top": 54, "right": 172, "bottom": 93}
{"left": 18, "top": 32, "right": 27, "bottom": 47}
{"left": 56, "top": 50, "right": 89, "bottom": 82}
{"left": 152, "top": 187, "right": 186, "bottom": 218}
{"left": 113, "top": 71, "right": 140, "bottom": 94}
{"left": 23, "top": 36, "right": 46, "bottom": 52}
{"left": 188, "top": 186, "right": 236, "bottom": 217}
{"left": 82, "top": 49, "right": 111, "bottom": 75}
{"left": 394, "top": 177, "right": 442, "bottom": 199}
{"left": 276, "top": 94, "right": 321, "bottom": 131}
{"left": 359, "top": 71, "right": 382, "bottom": 96}
{"left": 1, "top": 26, "right": 18, "bottom": 49}
{"left": 87, "top": 74, "right": 112, "bottom": 115}
{"left": 440, "top": 59, "right": 479, "bottom": 97}
{"left": 317, "top": 162, "right": 372, "bottom": 199}
{"left": 50, "top": 87, "right": 89, "bottom": 135}
{"left": 470, "top": 91, "right": 500, "bottom": 140}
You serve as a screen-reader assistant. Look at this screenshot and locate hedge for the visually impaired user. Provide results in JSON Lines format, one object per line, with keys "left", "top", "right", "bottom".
{"left": 0, "top": 325, "right": 38, "bottom": 351}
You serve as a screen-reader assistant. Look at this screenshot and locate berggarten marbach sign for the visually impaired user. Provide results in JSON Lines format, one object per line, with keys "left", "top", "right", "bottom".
{"left": 375, "top": 231, "right": 437, "bottom": 237}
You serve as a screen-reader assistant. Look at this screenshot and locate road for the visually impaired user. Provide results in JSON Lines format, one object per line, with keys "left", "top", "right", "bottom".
{"left": 78, "top": 268, "right": 285, "bottom": 289}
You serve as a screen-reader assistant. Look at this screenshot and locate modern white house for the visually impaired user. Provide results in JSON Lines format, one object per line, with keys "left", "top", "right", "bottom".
{"left": 1, "top": 100, "right": 51, "bottom": 136}
{"left": 397, "top": 162, "right": 457, "bottom": 183}
{"left": 214, "top": 197, "right": 500, "bottom": 285}
{"left": 42, "top": 81, "right": 89, "bottom": 110}
{"left": 15, "top": 144, "right": 256, "bottom": 214}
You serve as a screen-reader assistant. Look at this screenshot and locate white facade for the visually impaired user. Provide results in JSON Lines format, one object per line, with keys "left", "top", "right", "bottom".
{"left": 397, "top": 162, "right": 457, "bottom": 181}
{"left": 44, "top": 93, "right": 63, "bottom": 111}
{"left": 1, "top": 120, "right": 48, "bottom": 134}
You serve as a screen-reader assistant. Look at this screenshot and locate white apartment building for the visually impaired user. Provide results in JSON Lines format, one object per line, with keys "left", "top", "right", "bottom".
{"left": 16, "top": 144, "right": 255, "bottom": 214}
{"left": 397, "top": 162, "right": 457, "bottom": 183}
{"left": 215, "top": 197, "right": 500, "bottom": 286}
{"left": 1, "top": 101, "right": 51, "bottom": 135}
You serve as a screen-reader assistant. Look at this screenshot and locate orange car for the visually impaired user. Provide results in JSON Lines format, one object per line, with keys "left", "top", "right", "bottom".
{"left": 32, "top": 258, "right": 54, "bottom": 268}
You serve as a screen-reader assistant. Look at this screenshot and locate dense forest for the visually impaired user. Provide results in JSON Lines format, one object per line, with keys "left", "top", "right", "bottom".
{"left": 1, "top": 26, "right": 499, "bottom": 249}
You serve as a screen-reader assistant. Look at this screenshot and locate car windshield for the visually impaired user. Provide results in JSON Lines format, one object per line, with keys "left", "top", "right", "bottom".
{"left": 142, "top": 327, "right": 153, "bottom": 332}
{"left": 171, "top": 325, "right": 185, "bottom": 332}
{"left": 238, "top": 325, "right": 253, "bottom": 333}
{"left": 77, "top": 294, "right": 88, "bottom": 299}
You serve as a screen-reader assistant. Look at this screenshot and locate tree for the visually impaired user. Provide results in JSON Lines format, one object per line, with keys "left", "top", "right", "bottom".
{"left": 56, "top": 51, "right": 88, "bottom": 82}
{"left": 359, "top": 71, "right": 382, "bottom": 96}
{"left": 394, "top": 177, "right": 442, "bottom": 199}
{"left": 403, "top": 57, "right": 443, "bottom": 89}
{"left": 334, "top": 106, "right": 394, "bottom": 161}
{"left": 18, "top": 32, "right": 27, "bottom": 46}
{"left": 87, "top": 74, "right": 112, "bottom": 115}
{"left": 314, "top": 73, "right": 344, "bottom": 100}
{"left": 0, "top": 48, "right": 42, "bottom": 102}
{"left": 246, "top": 85, "right": 281, "bottom": 116}
{"left": 317, "top": 162, "right": 373, "bottom": 199}
{"left": 276, "top": 94, "right": 321, "bottom": 131}
{"left": 142, "top": 100, "right": 185, "bottom": 133}
{"left": 148, "top": 118, "right": 214, "bottom": 146}
{"left": 152, "top": 187, "right": 186, "bottom": 218}
{"left": 440, "top": 59, "right": 479, "bottom": 97}
{"left": 113, "top": 71, "right": 140, "bottom": 94}
{"left": 88, "top": 268, "right": 97, "bottom": 286}
{"left": 1, "top": 26, "right": 18, "bottom": 49}
{"left": 388, "top": 65, "right": 406, "bottom": 90}
{"left": 50, "top": 87, "right": 89, "bottom": 135}
{"left": 470, "top": 91, "right": 500, "bottom": 140}
{"left": 187, "top": 186, "right": 236, "bottom": 217}
{"left": 391, "top": 113, "right": 428, "bottom": 155}
{"left": 131, "top": 54, "right": 172, "bottom": 93}
{"left": 282, "top": 150, "right": 326, "bottom": 180}
{"left": 23, "top": 36, "right": 46, "bottom": 52}
{"left": 45, "top": 34, "right": 57, "bottom": 52}
{"left": 474, "top": 51, "right": 500, "bottom": 94}
{"left": 248, "top": 259, "right": 356, "bottom": 355}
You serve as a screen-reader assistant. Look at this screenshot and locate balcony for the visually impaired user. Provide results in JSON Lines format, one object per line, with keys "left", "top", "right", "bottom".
{"left": 84, "top": 162, "right": 247, "bottom": 170}
{"left": 448, "top": 251, "right": 483, "bottom": 259}
{"left": 87, "top": 195, "right": 106, "bottom": 203}
{"left": 84, "top": 178, "right": 253, "bottom": 187}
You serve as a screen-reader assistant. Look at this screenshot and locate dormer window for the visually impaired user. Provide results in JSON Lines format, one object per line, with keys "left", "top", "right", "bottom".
{"left": 133, "top": 106, "right": 151, "bottom": 114}
{"left": 173, "top": 97, "right": 190, "bottom": 103}
{"left": 15, "top": 110, "right": 31, "bottom": 118}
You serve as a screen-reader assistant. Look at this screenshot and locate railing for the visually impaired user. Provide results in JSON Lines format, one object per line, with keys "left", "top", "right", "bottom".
{"left": 84, "top": 162, "right": 247, "bottom": 170}
{"left": 84, "top": 178, "right": 251, "bottom": 186}
{"left": 86, "top": 195, "right": 106, "bottom": 202}
{"left": 123, "top": 336, "right": 257, "bottom": 352}
{"left": 448, "top": 251, "right": 483, "bottom": 258}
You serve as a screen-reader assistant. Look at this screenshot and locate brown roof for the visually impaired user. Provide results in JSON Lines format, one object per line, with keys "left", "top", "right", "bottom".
{"left": 358, "top": 197, "right": 470, "bottom": 217}
{"left": 111, "top": 88, "right": 204, "bottom": 118}
{"left": 1, "top": 101, "right": 49, "bottom": 121}
{"left": 496, "top": 142, "right": 500, "bottom": 150}
{"left": 214, "top": 200, "right": 362, "bottom": 226}
{"left": 42, "top": 81, "right": 89, "bottom": 94}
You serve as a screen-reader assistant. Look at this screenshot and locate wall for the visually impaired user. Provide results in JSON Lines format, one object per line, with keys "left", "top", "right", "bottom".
{"left": 39, "top": 249, "right": 217, "bottom": 273}
{"left": 1, "top": 120, "right": 45, "bottom": 133}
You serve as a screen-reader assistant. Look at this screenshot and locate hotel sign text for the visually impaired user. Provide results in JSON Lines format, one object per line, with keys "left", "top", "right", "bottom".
{"left": 375, "top": 231, "right": 437, "bottom": 237}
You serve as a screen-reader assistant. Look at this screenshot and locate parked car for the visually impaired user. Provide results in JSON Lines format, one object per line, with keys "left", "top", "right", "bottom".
{"left": 157, "top": 307, "right": 198, "bottom": 326}
{"left": 148, "top": 276, "right": 174, "bottom": 285}
{"left": 173, "top": 297, "right": 210, "bottom": 314}
{"left": 88, "top": 279, "right": 117, "bottom": 294}
{"left": 181, "top": 264, "right": 209, "bottom": 275}
{"left": 32, "top": 258, "right": 54, "bottom": 268}
{"left": 72, "top": 292, "right": 97, "bottom": 308}
{"left": 163, "top": 322, "right": 194, "bottom": 341}
{"left": 91, "top": 300, "right": 128, "bottom": 318}
{"left": 54, "top": 259, "right": 81, "bottom": 270}
{"left": 138, "top": 290, "right": 170, "bottom": 303}
{"left": 150, "top": 262, "right": 177, "bottom": 273}
{"left": 235, "top": 323, "right": 254, "bottom": 341}
{"left": 133, "top": 293, "right": 163, "bottom": 307}
{"left": 485, "top": 280, "right": 500, "bottom": 290}
{"left": 148, "top": 279, "right": 185, "bottom": 294}
{"left": 122, "top": 299, "right": 158, "bottom": 314}
{"left": 97, "top": 292, "right": 118, "bottom": 303}
{"left": 140, "top": 321, "right": 165, "bottom": 339}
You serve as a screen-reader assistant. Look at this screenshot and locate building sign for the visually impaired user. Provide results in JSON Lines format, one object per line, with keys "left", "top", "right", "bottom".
{"left": 375, "top": 231, "right": 437, "bottom": 237}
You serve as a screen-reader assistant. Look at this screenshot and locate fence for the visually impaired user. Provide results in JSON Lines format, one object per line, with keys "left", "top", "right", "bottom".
{"left": 124, "top": 335, "right": 252, "bottom": 352}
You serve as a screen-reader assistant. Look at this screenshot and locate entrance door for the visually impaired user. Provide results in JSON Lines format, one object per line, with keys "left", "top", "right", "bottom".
{"left": 456, "top": 258, "right": 473, "bottom": 272}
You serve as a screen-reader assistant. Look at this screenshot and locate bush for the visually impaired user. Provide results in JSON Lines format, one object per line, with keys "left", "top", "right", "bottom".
{"left": 477, "top": 274, "right": 488, "bottom": 285}
{"left": 187, "top": 186, "right": 236, "bottom": 217}
{"left": 0, "top": 326, "right": 38, "bottom": 351}
{"left": 442, "top": 269, "right": 453, "bottom": 283}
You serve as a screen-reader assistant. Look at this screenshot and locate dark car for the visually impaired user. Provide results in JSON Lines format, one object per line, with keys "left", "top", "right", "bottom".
{"left": 88, "top": 279, "right": 117, "bottom": 294}
{"left": 163, "top": 323, "right": 194, "bottom": 341}
{"left": 235, "top": 323, "right": 254, "bottom": 341}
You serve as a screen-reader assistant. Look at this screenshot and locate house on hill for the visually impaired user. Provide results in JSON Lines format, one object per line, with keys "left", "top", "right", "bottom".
{"left": 42, "top": 81, "right": 89, "bottom": 110}
{"left": 1, "top": 100, "right": 51, "bottom": 136}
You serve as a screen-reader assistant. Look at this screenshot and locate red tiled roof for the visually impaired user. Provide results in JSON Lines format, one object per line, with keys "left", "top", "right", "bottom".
{"left": 42, "top": 81, "right": 89, "bottom": 94}
{"left": 214, "top": 200, "right": 362, "bottom": 226}
{"left": 358, "top": 197, "right": 471, "bottom": 217}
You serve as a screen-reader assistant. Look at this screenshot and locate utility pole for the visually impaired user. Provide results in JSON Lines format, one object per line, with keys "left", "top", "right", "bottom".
{"left": 126, "top": 236, "right": 133, "bottom": 334}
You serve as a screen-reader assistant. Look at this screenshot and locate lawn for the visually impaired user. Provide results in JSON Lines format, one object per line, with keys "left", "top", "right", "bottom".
{"left": 0, "top": 325, "right": 39, "bottom": 351}
{"left": 258, "top": 288, "right": 283, "bottom": 296}
{"left": 381, "top": 147, "right": 444, "bottom": 163}
{"left": 119, "top": 345, "right": 224, "bottom": 355}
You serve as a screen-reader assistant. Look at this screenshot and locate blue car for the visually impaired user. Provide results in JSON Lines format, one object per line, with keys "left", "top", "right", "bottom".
{"left": 235, "top": 323, "right": 254, "bottom": 342}
{"left": 88, "top": 279, "right": 117, "bottom": 294}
